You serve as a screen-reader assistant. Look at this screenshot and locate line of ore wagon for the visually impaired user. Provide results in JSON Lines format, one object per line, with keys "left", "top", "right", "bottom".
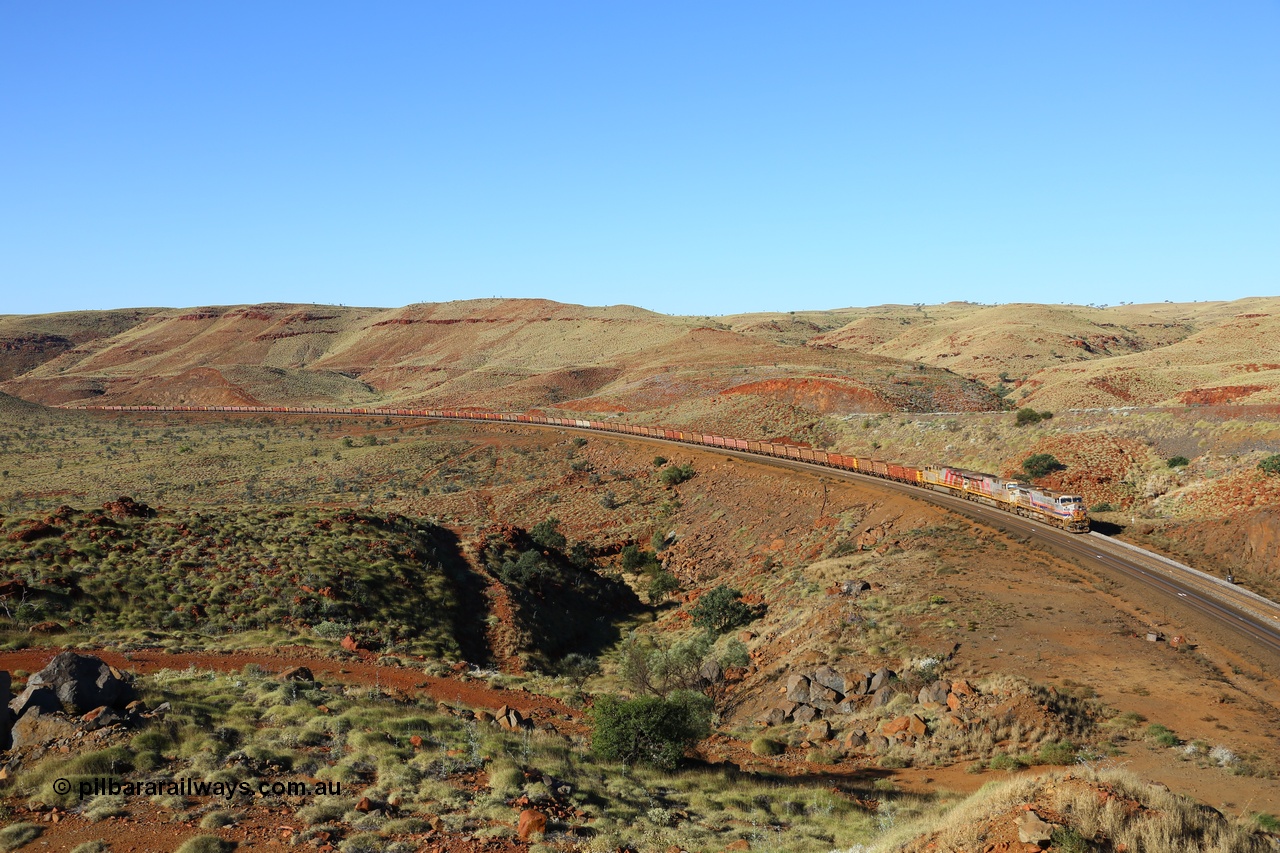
{"left": 91, "top": 405, "right": 1090, "bottom": 533}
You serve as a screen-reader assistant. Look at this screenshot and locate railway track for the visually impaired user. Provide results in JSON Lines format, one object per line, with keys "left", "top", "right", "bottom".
{"left": 707, "top": 446, "right": 1280, "bottom": 662}
{"left": 82, "top": 405, "right": 1280, "bottom": 663}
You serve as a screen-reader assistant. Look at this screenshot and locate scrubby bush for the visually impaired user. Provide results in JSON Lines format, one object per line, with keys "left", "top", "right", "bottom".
{"left": 0, "top": 824, "right": 43, "bottom": 852}
{"left": 751, "top": 737, "right": 785, "bottom": 756}
{"left": 590, "top": 690, "right": 712, "bottom": 770}
{"left": 1022, "top": 453, "right": 1066, "bottom": 479}
{"left": 1035, "top": 740, "right": 1078, "bottom": 765}
{"left": 1089, "top": 502, "right": 1114, "bottom": 513}
{"left": 1259, "top": 454, "right": 1280, "bottom": 475}
{"left": 70, "top": 843, "right": 111, "bottom": 853}
{"left": 1167, "top": 455, "right": 1190, "bottom": 468}
{"left": 557, "top": 652, "right": 600, "bottom": 692}
{"left": 689, "top": 585, "right": 756, "bottom": 634}
{"left": 1049, "top": 826, "right": 1090, "bottom": 853}
{"left": 617, "top": 632, "right": 711, "bottom": 697}
{"left": 621, "top": 544, "right": 656, "bottom": 571}
{"left": 718, "top": 637, "right": 750, "bottom": 668}
{"left": 1015, "top": 408, "right": 1043, "bottom": 426}
{"left": 988, "top": 752, "right": 1025, "bottom": 771}
{"left": 646, "top": 570, "right": 679, "bottom": 603}
{"left": 659, "top": 463, "right": 696, "bottom": 487}
{"left": 496, "top": 549, "right": 549, "bottom": 586}
{"left": 529, "top": 517, "right": 567, "bottom": 551}
{"left": 174, "top": 837, "right": 234, "bottom": 853}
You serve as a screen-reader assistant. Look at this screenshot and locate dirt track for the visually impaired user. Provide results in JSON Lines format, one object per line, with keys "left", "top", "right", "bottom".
{"left": 0, "top": 646, "right": 582, "bottom": 735}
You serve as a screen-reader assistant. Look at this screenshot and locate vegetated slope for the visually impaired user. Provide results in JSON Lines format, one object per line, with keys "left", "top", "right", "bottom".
{"left": 0, "top": 299, "right": 1000, "bottom": 415}
{"left": 749, "top": 297, "right": 1280, "bottom": 409}
{"left": 0, "top": 308, "right": 163, "bottom": 381}
{"left": 475, "top": 522, "right": 643, "bottom": 668}
{"left": 0, "top": 501, "right": 475, "bottom": 656}
{"left": 1021, "top": 311, "right": 1280, "bottom": 409}
{"left": 3, "top": 415, "right": 1280, "bottom": 847}
{"left": 10, "top": 296, "right": 1280, "bottom": 416}
{"left": 0, "top": 390, "right": 66, "bottom": 421}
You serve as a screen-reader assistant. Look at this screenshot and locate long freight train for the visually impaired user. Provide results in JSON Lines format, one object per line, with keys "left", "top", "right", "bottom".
{"left": 86, "top": 405, "right": 1090, "bottom": 533}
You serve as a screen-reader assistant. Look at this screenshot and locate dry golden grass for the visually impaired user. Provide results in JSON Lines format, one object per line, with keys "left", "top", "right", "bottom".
{"left": 877, "top": 766, "right": 1272, "bottom": 853}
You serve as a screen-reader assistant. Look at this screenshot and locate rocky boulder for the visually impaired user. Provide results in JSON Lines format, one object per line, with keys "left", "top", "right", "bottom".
{"left": 698, "top": 659, "right": 724, "bottom": 685}
{"left": 807, "top": 684, "right": 842, "bottom": 712}
{"left": 838, "top": 579, "right": 871, "bottom": 596}
{"left": 811, "top": 665, "right": 846, "bottom": 694}
{"left": 0, "top": 671, "right": 9, "bottom": 749}
{"left": 842, "top": 728, "right": 867, "bottom": 750}
{"left": 1015, "top": 809, "right": 1054, "bottom": 844}
{"left": 805, "top": 719, "right": 832, "bottom": 742}
{"left": 870, "top": 685, "right": 900, "bottom": 709}
{"left": 496, "top": 705, "right": 532, "bottom": 731}
{"left": 101, "top": 495, "right": 155, "bottom": 519}
{"left": 10, "top": 707, "right": 79, "bottom": 749}
{"left": 9, "top": 652, "right": 128, "bottom": 718}
{"left": 868, "top": 667, "right": 895, "bottom": 692}
{"left": 278, "top": 666, "right": 315, "bottom": 682}
{"left": 758, "top": 705, "right": 790, "bottom": 727}
{"left": 918, "top": 679, "right": 950, "bottom": 705}
{"left": 846, "top": 673, "right": 871, "bottom": 695}
{"left": 785, "top": 674, "right": 811, "bottom": 704}
{"left": 517, "top": 808, "right": 548, "bottom": 841}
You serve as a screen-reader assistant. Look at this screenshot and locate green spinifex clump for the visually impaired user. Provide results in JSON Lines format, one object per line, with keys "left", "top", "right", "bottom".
{"left": 0, "top": 503, "right": 465, "bottom": 655}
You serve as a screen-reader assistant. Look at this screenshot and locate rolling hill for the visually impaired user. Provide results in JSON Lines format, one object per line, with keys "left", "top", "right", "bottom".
{"left": 4, "top": 296, "right": 1280, "bottom": 416}
{"left": 0, "top": 300, "right": 999, "bottom": 415}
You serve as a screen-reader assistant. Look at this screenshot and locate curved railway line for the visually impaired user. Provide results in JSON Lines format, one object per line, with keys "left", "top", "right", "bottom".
{"left": 80, "top": 404, "right": 1280, "bottom": 663}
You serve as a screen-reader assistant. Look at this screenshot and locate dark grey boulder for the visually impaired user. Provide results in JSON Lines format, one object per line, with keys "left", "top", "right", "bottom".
{"left": 785, "top": 674, "right": 811, "bottom": 704}
{"left": 698, "top": 659, "right": 724, "bottom": 685}
{"left": 868, "top": 667, "right": 895, "bottom": 692}
{"left": 9, "top": 652, "right": 128, "bottom": 717}
{"left": 918, "top": 679, "right": 950, "bottom": 705}
{"left": 870, "top": 685, "right": 900, "bottom": 708}
{"left": 811, "top": 665, "right": 846, "bottom": 694}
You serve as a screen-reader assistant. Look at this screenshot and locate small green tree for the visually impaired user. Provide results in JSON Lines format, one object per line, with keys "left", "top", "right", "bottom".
{"left": 646, "top": 570, "right": 679, "bottom": 604}
{"left": 689, "top": 585, "right": 756, "bottom": 633}
{"left": 618, "top": 632, "right": 711, "bottom": 696}
{"left": 530, "top": 517, "right": 567, "bottom": 551}
{"left": 1015, "top": 408, "right": 1043, "bottom": 426}
{"left": 621, "top": 544, "right": 659, "bottom": 572}
{"left": 569, "top": 541, "right": 593, "bottom": 567}
{"left": 498, "top": 549, "right": 548, "bottom": 586}
{"left": 589, "top": 690, "right": 713, "bottom": 770}
{"left": 660, "top": 463, "right": 696, "bottom": 487}
{"left": 1259, "top": 454, "right": 1280, "bottom": 475}
{"left": 1022, "top": 453, "right": 1066, "bottom": 479}
{"left": 1166, "top": 456, "right": 1190, "bottom": 468}
{"left": 557, "top": 652, "right": 600, "bottom": 693}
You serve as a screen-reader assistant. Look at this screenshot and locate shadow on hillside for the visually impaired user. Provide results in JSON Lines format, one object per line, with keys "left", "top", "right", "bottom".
{"left": 1089, "top": 519, "right": 1125, "bottom": 536}
{"left": 431, "top": 526, "right": 498, "bottom": 667}
{"left": 682, "top": 755, "right": 896, "bottom": 790}
{"left": 514, "top": 558, "right": 644, "bottom": 665}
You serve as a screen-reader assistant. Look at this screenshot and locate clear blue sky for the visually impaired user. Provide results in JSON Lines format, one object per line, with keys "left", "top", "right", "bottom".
{"left": 2, "top": 2, "right": 1277, "bottom": 316}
